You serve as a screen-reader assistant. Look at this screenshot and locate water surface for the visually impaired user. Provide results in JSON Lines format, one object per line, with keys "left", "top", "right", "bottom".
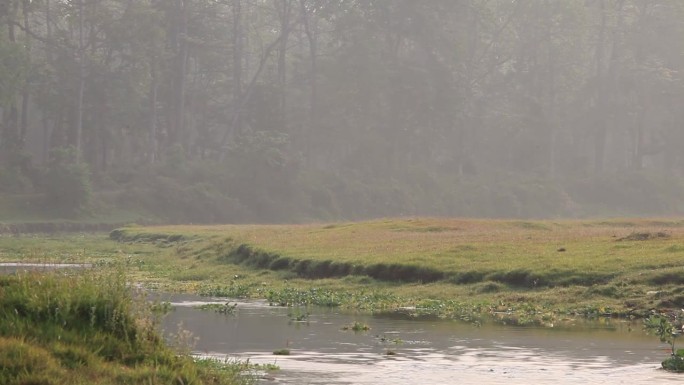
{"left": 162, "top": 294, "right": 680, "bottom": 385}
{"left": 0, "top": 262, "right": 92, "bottom": 274}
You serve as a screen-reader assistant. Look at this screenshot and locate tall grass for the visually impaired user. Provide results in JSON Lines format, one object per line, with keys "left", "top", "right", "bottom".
{"left": 0, "top": 269, "right": 251, "bottom": 385}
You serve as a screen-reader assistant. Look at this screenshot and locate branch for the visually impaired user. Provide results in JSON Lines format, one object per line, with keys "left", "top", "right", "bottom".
{"left": 220, "top": 14, "right": 303, "bottom": 149}
{"left": 10, "top": 20, "right": 74, "bottom": 50}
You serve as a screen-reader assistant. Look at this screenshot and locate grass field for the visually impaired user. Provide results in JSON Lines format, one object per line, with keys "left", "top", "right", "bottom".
{"left": 3, "top": 217, "right": 684, "bottom": 326}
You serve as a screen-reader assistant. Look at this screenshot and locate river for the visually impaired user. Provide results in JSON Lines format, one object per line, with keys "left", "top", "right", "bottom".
{"left": 161, "top": 294, "right": 681, "bottom": 385}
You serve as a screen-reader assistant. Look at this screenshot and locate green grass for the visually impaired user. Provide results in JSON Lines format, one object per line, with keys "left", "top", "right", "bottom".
{"left": 107, "top": 218, "right": 684, "bottom": 322}
{"left": 4, "top": 217, "right": 684, "bottom": 326}
{"left": 0, "top": 269, "right": 253, "bottom": 385}
{"left": 110, "top": 218, "right": 684, "bottom": 287}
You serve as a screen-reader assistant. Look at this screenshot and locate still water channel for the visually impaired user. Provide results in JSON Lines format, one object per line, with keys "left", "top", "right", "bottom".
{"left": 161, "top": 294, "right": 682, "bottom": 385}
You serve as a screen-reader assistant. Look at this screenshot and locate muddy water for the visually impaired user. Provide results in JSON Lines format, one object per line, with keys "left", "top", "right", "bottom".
{"left": 162, "top": 295, "right": 680, "bottom": 385}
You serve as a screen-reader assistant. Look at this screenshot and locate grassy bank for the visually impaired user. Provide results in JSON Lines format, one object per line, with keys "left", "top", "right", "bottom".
{"left": 3, "top": 217, "right": 684, "bottom": 326}
{"left": 0, "top": 269, "right": 252, "bottom": 385}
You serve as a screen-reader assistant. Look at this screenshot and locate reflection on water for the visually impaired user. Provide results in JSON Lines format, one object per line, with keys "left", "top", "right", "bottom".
{"left": 161, "top": 294, "right": 680, "bottom": 385}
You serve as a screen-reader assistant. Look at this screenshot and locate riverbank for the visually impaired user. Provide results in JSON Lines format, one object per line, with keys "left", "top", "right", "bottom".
{"left": 0, "top": 269, "right": 255, "bottom": 385}
{"left": 3, "top": 218, "right": 684, "bottom": 326}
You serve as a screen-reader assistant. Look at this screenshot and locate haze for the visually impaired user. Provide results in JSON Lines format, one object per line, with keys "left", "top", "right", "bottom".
{"left": 1, "top": 0, "right": 682, "bottom": 223}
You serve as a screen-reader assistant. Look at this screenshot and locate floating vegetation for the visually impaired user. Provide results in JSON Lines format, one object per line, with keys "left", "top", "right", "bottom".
{"left": 250, "top": 362, "right": 280, "bottom": 371}
{"left": 195, "top": 357, "right": 280, "bottom": 373}
{"left": 288, "top": 308, "right": 309, "bottom": 322}
{"left": 150, "top": 301, "right": 174, "bottom": 314}
{"left": 342, "top": 321, "right": 370, "bottom": 332}
{"left": 375, "top": 334, "right": 403, "bottom": 357}
{"left": 263, "top": 287, "right": 398, "bottom": 310}
{"left": 198, "top": 282, "right": 252, "bottom": 298}
{"left": 644, "top": 313, "right": 684, "bottom": 372}
{"left": 195, "top": 302, "right": 238, "bottom": 315}
{"left": 272, "top": 349, "right": 290, "bottom": 356}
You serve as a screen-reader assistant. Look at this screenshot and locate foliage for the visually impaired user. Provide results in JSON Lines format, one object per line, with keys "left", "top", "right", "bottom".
{"left": 44, "top": 147, "right": 92, "bottom": 216}
{"left": 644, "top": 313, "right": 684, "bottom": 372}
{"left": 0, "top": 39, "right": 28, "bottom": 107}
{"left": 644, "top": 315, "right": 678, "bottom": 355}
{"left": 198, "top": 282, "right": 251, "bottom": 298}
{"left": 3, "top": 1, "right": 684, "bottom": 222}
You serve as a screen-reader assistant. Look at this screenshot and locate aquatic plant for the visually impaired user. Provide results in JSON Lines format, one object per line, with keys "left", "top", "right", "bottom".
{"left": 644, "top": 313, "right": 684, "bottom": 372}
{"left": 198, "top": 282, "right": 252, "bottom": 298}
{"left": 196, "top": 302, "right": 238, "bottom": 315}
{"left": 150, "top": 301, "right": 173, "bottom": 314}
{"left": 272, "top": 348, "right": 290, "bottom": 355}
{"left": 342, "top": 321, "right": 370, "bottom": 332}
{"left": 375, "top": 334, "right": 403, "bottom": 356}
{"left": 195, "top": 357, "right": 279, "bottom": 376}
{"left": 288, "top": 308, "right": 309, "bottom": 322}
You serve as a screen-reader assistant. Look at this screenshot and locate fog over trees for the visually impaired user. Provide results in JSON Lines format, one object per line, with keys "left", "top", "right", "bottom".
{"left": 1, "top": 0, "right": 683, "bottom": 223}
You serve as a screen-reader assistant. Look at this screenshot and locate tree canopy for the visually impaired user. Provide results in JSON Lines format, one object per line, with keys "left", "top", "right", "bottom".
{"left": 1, "top": 0, "right": 683, "bottom": 222}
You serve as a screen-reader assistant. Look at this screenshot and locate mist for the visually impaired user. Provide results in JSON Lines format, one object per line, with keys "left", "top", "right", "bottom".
{"left": 1, "top": 0, "right": 683, "bottom": 223}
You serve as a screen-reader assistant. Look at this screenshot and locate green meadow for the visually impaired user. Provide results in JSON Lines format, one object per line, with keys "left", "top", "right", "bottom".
{"left": 3, "top": 217, "right": 684, "bottom": 329}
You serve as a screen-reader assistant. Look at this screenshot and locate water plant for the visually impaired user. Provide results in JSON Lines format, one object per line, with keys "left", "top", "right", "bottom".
{"left": 288, "top": 307, "right": 309, "bottom": 322}
{"left": 150, "top": 300, "right": 173, "bottom": 314}
{"left": 196, "top": 302, "right": 238, "bottom": 315}
{"left": 195, "top": 357, "right": 279, "bottom": 375}
{"left": 644, "top": 314, "right": 684, "bottom": 372}
{"left": 249, "top": 362, "right": 280, "bottom": 371}
{"left": 342, "top": 321, "right": 370, "bottom": 332}
{"left": 272, "top": 348, "right": 290, "bottom": 355}
{"left": 376, "top": 334, "right": 403, "bottom": 356}
{"left": 198, "top": 282, "right": 252, "bottom": 298}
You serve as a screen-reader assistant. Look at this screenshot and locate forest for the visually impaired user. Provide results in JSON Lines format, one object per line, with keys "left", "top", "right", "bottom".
{"left": 1, "top": 0, "right": 683, "bottom": 223}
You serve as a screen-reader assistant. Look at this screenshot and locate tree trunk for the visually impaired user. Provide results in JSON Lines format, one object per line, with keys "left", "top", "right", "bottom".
{"left": 2, "top": 0, "right": 20, "bottom": 161}
{"left": 18, "top": 0, "right": 31, "bottom": 148}
{"left": 300, "top": 0, "right": 318, "bottom": 165}
{"left": 593, "top": 0, "right": 607, "bottom": 174}
{"left": 75, "top": 0, "right": 85, "bottom": 160}
{"left": 277, "top": 0, "right": 292, "bottom": 117}
{"left": 220, "top": 6, "right": 297, "bottom": 151}
{"left": 169, "top": 0, "right": 188, "bottom": 149}
{"left": 230, "top": 0, "right": 243, "bottom": 141}
{"left": 149, "top": 61, "right": 159, "bottom": 163}
{"left": 42, "top": 0, "right": 54, "bottom": 164}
